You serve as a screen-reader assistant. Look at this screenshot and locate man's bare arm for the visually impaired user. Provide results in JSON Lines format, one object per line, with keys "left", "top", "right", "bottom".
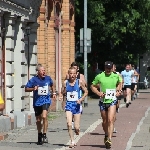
{"left": 50, "top": 85, "right": 56, "bottom": 94}
{"left": 120, "top": 75, "right": 124, "bottom": 86}
{"left": 118, "top": 74, "right": 123, "bottom": 90}
{"left": 25, "top": 87, "right": 34, "bottom": 92}
{"left": 116, "top": 82, "right": 122, "bottom": 91}
{"left": 79, "top": 80, "right": 88, "bottom": 101}
{"left": 90, "top": 84, "right": 102, "bottom": 97}
{"left": 61, "top": 80, "right": 67, "bottom": 95}
{"left": 134, "top": 70, "right": 140, "bottom": 82}
{"left": 80, "top": 74, "right": 87, "bottom": 87}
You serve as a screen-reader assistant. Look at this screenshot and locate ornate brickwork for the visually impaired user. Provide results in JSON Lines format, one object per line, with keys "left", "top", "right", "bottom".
{"left": 37, "top": 0, "right": 75, "bottom": 111}
{"left": 37, "top": 0, "right": 75, "bottom": 78}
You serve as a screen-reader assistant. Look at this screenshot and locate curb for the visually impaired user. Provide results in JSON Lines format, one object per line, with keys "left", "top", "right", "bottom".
{"left": 0, "top": 114, "right": 35, "bottom": 141}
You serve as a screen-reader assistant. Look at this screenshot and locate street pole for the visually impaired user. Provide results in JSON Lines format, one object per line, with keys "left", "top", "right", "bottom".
{"left": 84, "top": 0, "right": 88, "bottom": 107}
{"left": 27, "top": 35, "right": 30, "bottom": 80}
{"left": 25, "top": 27, "right": 31, "bottom": 80}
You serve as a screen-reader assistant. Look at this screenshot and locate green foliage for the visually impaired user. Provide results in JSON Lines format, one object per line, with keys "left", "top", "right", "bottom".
{"left": 75, "top": 0, "right": 150, "bottom": 65}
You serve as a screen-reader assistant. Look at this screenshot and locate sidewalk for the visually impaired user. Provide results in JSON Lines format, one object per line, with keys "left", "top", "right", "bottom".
{"left": 129, "top": 89, "right": 150, "bottom": 150}
{"left": 0, "top": 89, "right": 149, "bottom": 150}
{"left": 0, "top": 98, "right": 101, "bottom": 150}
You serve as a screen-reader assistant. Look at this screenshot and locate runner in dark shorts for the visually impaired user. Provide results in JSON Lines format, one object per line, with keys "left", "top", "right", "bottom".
{"left": 25, "top": 65, "right": 56, "bottom": 145}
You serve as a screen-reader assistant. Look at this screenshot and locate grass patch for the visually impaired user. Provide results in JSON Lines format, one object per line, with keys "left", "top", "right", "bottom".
{"left": 47, "top": 110, "right": 64, "bottom": 121}
{"left": 47, "top": 114, "right": 57, "bottom": 121}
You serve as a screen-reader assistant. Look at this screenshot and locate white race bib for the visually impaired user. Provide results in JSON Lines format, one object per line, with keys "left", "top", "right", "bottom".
{"left": 105, "top": 89, "right": 116, "bottom": 100}
{"left": 38, "top": 86, "right": 48, "bottom": 95}
{"left": 67, "top": 91, "right": 78, "bottom": 101}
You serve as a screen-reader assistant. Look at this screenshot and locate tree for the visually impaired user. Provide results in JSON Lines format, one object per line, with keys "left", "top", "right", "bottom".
{"left": 75, "top": 0, "right": 150, "bottom": 65}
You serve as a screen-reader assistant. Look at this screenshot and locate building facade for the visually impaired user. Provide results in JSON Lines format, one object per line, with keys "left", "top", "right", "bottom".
{"left": 37, "top": 0, "right": 75, "bottom": 102}
{"left": 0, "top": 0, "right": 75, "bottom": 129}
{"left": 0, "top": 0, "right": 42, "bottom": 128}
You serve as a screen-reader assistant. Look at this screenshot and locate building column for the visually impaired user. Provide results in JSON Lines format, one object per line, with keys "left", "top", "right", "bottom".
{"left": 29, "top": 22, "right": 39, "bottom": 113}
{"left": 4, "top": 13, "right": 16, "bottom": 116}
{"left": 69, "top": 3, "right": 75, "bottom": 64}
{"left": 0, "top": 11, "right": 4, "bottom": 97}
{"left": 13, "top": 17, "right": 28, "bottom": 128}
{"left": 61, "top": 0, "right": 70, "bottom": 80}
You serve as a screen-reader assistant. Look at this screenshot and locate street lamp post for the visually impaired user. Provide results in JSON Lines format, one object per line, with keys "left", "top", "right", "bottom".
{"left": 25, "top": 27, "right": 31, "bottom": 80}
{"left": 84, "top": 0, "right": 88, "bottom": 107}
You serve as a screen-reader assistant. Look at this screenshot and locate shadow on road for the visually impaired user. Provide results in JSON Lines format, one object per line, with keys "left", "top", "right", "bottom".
{"left": 138, "top": 92, "right": 150, "bottom": 93}
{"left": 17, "top": 142, "right": 37, "bottom": 144}
{"left": 52, "top": 144, "right": 66, "bottom": 147}
{"left": 90, "top": 133, "right": 105, "bottom": 135}
{"left": 80, "top": 144, "right": 106, "bottom": 148}
{"left": 132, "top": 146, "right": 144, "bottom": 147}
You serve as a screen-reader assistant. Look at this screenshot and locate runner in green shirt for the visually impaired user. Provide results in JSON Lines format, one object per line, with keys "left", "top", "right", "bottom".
{"left": 91, "top": 61, "right": 122, "bottom": 149}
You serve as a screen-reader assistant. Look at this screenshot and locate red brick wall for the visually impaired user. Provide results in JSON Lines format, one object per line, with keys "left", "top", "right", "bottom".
{"left": 37, "top": 0, "right": 75, "bottom": 111}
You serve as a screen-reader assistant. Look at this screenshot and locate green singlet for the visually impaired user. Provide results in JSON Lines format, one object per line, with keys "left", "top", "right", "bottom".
{"left": 92, "top": 72, "right": 122, "bottom": 103}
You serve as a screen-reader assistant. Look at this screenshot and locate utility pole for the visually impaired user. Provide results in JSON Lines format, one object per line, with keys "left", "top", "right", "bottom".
{"left": 84, "top": 0, "right": 88, "bottom": 107}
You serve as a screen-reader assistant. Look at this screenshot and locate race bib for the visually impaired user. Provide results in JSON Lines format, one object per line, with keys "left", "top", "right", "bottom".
{"left": 38, "top": 86, "right": 48, "bottom": 95}
{"left": 105, "top": 89, "right": 116, "bottom": 100}
{"left": 67, "top": 91, "right": 78, "bottom": 101}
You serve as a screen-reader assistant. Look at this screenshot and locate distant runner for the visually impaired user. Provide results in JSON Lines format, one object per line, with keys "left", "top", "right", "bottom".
{"left": 121, "top": 64, "right": 134, "bottom": 108}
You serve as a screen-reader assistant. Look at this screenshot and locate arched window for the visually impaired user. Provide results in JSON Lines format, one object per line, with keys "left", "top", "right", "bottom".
{"left": 69, "top": 0, "right": 74, "bottom": 20}
{"left": 54, "top": 2, "right": 61, "bottom": 29}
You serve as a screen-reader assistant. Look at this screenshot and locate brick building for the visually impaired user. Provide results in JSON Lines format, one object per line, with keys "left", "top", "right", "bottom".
{"left": 37, "top": 0, "right": 75, "bottom": 99}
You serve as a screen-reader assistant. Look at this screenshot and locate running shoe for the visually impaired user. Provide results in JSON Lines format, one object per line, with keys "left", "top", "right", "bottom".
{"left": 135, "top": 92, "right": 138, "bottom": 98}
{"left": 126, "top": 103, "right": 129, "bottom": 108}
{"left": 116, "top": 108, "right": 119, "bottom": 113}
{"left": 37, "top": 133, "right": 43, "bottom": 145}
{"left": 113, "top": 127, "right": 117, "bottom": 133}
{"left": 43, "top": 136, "right": 48, "bottom": 143}
{"left": 104, "top": 136, "right": 108, "bottom": 144}
{"left": 69, "top": 141, "right": 77, "bottom": 148}
{"left": 105, "top": 138, "right": 112, "bottom": 149}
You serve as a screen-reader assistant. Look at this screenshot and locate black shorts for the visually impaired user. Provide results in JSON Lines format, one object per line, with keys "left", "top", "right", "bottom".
{"left": 34, "top": 103, "right": 50, "bottom": 116}
{"left": 131, "top": 83, "right": 136, "bottom": 90}
{"left": 122, "top": 85, "right": 131, "bottom": 91}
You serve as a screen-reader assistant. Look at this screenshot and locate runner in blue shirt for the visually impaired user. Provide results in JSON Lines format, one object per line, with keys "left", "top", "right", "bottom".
{"left": 121, "top": 64, "right": 134, "bottom": 108}
{"left": 25, "top": 65, "right": 56, "bottom": 145}
{"left": 60, "top": 67, "right": 88, "bottom": 148}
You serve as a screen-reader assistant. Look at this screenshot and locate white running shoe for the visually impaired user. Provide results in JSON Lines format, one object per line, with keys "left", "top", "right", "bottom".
{"left": 116, "top": 108, "right": 119, "bottom": 113}
{"left": 113, "top": 128, "right": 117, "bottom": 133}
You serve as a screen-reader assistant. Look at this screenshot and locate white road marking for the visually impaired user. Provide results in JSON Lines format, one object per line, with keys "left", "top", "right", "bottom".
{"left": 125, "top": 107, "right": 150, "bottom": 150}
{"left": 55, "top": 103, "right": 126, "bottom": 150}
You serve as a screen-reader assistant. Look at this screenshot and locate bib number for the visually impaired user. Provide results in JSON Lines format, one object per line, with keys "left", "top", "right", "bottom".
{"left": 38, "top": 86, "right": 48, "bottom": 95}
{"left": 67, "top": 91, "right": 78, "bottom": 101}
{"left": 105, "top": 89, "right": 116, "bottom": 100}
